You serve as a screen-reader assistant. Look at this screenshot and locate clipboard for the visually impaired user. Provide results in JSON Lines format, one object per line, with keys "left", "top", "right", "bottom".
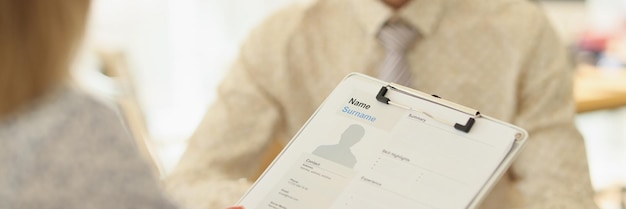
{"left": 237, "top": 73, "right": 528, "bottom": 209}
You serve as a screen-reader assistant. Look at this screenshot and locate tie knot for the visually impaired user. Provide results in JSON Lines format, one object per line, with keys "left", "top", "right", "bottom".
{"left": 378, "top": 21, "right": 419, "bottom": 53}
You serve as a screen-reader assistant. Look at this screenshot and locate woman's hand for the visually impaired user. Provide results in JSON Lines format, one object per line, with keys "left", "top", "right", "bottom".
{"left": 225, "top": 206, "right": 244, "bottom": 209}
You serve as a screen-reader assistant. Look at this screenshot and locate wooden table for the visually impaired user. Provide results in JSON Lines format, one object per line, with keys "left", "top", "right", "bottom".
{"left": 575, "top": 66, "right": 626, "bottom": 113}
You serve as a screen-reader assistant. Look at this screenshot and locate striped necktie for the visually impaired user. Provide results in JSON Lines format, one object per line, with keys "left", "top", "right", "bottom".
{"left": 378, "top": 20, "right": 419, "bottom": 87}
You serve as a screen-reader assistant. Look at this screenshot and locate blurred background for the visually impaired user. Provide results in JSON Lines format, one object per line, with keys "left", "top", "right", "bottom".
{"left": 76, "top": 0, "right": 307, "bottom": 175}
{"left": 77, "top": 0, "right": 626, "bottom": 208}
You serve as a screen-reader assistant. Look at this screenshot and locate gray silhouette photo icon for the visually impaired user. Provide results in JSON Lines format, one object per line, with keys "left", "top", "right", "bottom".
{"left": 312, "top": 124, "right": 365, "bottom": 168}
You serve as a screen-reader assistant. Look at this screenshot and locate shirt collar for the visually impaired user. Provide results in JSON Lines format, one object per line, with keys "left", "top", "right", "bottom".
{"left": 350, "top": 0, "right": 448, "bottom": 37}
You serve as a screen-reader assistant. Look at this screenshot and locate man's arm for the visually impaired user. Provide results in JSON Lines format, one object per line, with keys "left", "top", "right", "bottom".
{"left": 165, "top": 60, "right": 283, "bottom": 209}
{"left": 510, "top": 10, "right": 598, "bottom": 209}
{"left": 164, "top": 5, "right": 307, "bottom": 209}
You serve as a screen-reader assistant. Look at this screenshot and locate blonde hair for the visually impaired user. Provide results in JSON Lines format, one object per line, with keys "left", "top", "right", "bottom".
{"left": 0, "top": 0, "right": 90, "bottom": 117}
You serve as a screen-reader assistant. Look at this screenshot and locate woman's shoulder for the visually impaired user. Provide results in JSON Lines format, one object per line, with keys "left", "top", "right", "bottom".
{"left": 0, "top": 85, "right": 129, "bottom": 141}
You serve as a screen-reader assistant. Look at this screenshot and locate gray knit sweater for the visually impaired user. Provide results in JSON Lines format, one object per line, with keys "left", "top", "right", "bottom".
{"left": 0, "top": 86, "right": 177, "bottom": 209}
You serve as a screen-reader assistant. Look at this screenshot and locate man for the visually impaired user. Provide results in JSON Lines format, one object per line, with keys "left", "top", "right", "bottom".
{"left": 166, "top": 0, "right": 599, "bottom": 208}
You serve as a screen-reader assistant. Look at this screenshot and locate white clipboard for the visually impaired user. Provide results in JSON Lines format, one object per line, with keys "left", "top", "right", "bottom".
{"left": 237, "top": 73, "right": 528, "bottom": 209}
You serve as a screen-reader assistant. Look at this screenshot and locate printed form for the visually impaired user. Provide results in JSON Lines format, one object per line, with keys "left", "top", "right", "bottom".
{"left": 238, "top": 75, "right": 517, "bottom": 209}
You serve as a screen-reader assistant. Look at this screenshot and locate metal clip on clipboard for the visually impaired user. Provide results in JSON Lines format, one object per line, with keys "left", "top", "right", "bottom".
{"left": 376, "top": 83, "right": 481, "bottom": 133}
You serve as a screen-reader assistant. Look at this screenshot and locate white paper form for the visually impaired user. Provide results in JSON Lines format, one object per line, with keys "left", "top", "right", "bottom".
{"left": 237, "top": 74, "right": 522, "bottom": 209}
